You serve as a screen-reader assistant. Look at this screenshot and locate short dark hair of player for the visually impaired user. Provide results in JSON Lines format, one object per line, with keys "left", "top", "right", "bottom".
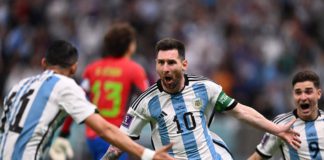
{"left": 155, "top": 38, "right": 186, "bottom": 60}
{"left": 45, "top": 40, "right": 78, "bottom": 68}
{"left": 292, "top": 70, "right": 320, "bottom": 88}
{"left": 102, "top": 23, "right": 136, "bottom": 58}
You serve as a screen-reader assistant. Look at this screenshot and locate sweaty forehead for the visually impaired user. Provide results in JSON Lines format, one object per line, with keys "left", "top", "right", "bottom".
{"left": 157, "top": 49, "right": 179, "bottom": 59}
{"left": 293, "top": 81, "right": 315, "bottom": 90}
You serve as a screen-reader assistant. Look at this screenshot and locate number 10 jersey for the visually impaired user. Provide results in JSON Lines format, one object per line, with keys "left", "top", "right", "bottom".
{"left": 121, "top": 75, "right": 236, "bottom": 160}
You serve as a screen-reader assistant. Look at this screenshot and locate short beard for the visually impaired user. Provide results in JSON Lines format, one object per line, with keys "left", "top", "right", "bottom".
{"left": 163, "top": 79, "right": 179, "bottom": 91}
{"left": 163, "top": 81, "right": 175, "bottom": 89}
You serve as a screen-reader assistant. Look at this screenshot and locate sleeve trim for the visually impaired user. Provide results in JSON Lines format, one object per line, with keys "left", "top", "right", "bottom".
{"left": 256, "top": 148, "right": 272, "bottom": 159}
{"left": 225, "top": 101, "right": 237, "bottom": 111}
{"left": 130, "top": 136, "right": 140, "bottom": 140}
{"left": 79, "top": 109, "right": 97, "bottom": 124}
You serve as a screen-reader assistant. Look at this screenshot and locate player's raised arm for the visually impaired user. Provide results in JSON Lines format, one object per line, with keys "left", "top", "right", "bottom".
{"left": 227, "top": 103, "right": 301, "bottom": 150}
{"left": 85, "top": 113, "right": 174, "bottom": 160}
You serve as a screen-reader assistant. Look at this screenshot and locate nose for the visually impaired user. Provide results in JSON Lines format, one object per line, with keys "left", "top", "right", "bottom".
{"left": 300, "top": 93, "right": 308, "bottom": 100}
{"left": 161, "top": 63, "right": 170, "bottom": 72}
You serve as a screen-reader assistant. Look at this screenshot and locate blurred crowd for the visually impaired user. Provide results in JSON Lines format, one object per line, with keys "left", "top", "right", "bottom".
{"left": 1, "top": 0, "right": 324, "bottom": 159}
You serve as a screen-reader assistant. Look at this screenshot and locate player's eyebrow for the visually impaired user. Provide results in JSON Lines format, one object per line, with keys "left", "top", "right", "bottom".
{"left": 156, "top": 59, "right": 177, "bottom": 63}
{"left": 294, "top": 87, "right": 314, "bottom": 93}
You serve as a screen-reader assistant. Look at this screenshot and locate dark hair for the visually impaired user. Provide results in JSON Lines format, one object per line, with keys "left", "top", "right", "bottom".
{"left": 45, "top": 40, "right": 78, "bottom": 68}
{"left": 155, "top": 38, "right": 185, "bottom": 60}
{"left": 292, "top": 70, "right": 320, "bottom": 88}
{"left": 102, "top": 23, "right": 136, "bottom": 58}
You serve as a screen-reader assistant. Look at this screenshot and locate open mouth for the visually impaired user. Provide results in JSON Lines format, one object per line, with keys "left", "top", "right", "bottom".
{"left": 164, "top": 76, "right": 173, "bottom": 82}
{"left": 300, "top": 103, "right": 310, "bottom": 110}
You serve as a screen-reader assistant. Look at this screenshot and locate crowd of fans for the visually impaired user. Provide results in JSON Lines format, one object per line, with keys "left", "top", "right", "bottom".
{"left": 1, "top": 0, "right": 324, "bottom": 158}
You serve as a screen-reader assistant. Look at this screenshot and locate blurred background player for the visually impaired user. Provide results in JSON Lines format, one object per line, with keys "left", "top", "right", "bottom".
{"left": 248, "top": 70, "right": 324, "bottom": 160}
{"left": 49, "top": 22, "right": 149, "bottom": 160}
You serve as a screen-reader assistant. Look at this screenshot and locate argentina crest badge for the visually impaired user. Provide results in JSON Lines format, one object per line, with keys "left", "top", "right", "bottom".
{"left": 193, "top": 97, "right": 203, "bottom": 109}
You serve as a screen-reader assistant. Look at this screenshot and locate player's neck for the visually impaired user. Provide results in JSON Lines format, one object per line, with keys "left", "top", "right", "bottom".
{"left": 125, "top": 51, "right": 133, "bottom": 59}
{"left": 297, "top": 108, "right": 319, "bottom": 121}
{"left": 46, "top": 67, "right": 74, "bottom": 77}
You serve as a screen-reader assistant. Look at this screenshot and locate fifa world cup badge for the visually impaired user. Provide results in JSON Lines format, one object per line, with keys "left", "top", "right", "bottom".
{"left": 193, "top": 98, "right": 203, "bottom": 109}
{"left": 122, "top": 114, "right": 134, "bottom": 128}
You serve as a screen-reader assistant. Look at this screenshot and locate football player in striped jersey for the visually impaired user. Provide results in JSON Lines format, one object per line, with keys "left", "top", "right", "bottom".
{"left": 102, "top": 38, "right": 301, "bottom": 160}
{"left": 0, "top": 40, "right": 173, "bottom": 160}
{"left": 249, "top": 70, "right": 324, "bottom": 160}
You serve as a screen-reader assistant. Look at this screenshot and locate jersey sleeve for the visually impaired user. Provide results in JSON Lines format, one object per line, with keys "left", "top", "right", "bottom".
{"left": 205, "top": 80, "right": 236, "bottom": 112}
{"left": 255, "top": 132, "right": 282, "bottom": 159}
{"left": 56, "top": 78, "right": 96, "bottom": 124}
{"left": 132, "top": 64, "right": 149, "bottom": 92}
{"left": 256, "top": 113, "right": 293, "bottom": 158}
{"left": 120, "top": 98, "right": 150, "bottom": 139}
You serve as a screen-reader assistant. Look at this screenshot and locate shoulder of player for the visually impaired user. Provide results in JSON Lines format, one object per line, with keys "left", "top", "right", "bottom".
{"left": 53, "top": 74, "right": 80, "bottom": 88}
{"left": 319, "top": 109, "right": 324, "bottom": 118}
{"left": 84, "top": 59, "right": 103, "bottom": 71}
{"left": 17, "top": 76, "right": 33, "bottom": 86}
{"left": 187, "top": 74, "right": 209, "bottom": 82}
{"left": 186, "top": 74, "right": 221, "bottom": 89}
{"left": 130, "top": 83, "right": 160, "bottom": 111}
{"left": 85, "top": 58, "right": 144, "bottom": 71}
{"left": 14, "top": 71, "right": 53, "bottom": 89}
{"left": 320, "top": 109, "right": 324, "bottom": 114}
{"left": 8, "top": 77, "right": 31, "bottom": 94}
{"left": 272, "top": 111, "right": 295, "bottom": 124}
{"left": 125, "top": 59, "right": 145, "bottom": 70}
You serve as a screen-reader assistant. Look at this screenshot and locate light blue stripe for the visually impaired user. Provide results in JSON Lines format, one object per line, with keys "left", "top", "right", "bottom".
{"left": 193, "top": 83, "right": 221, "bottom": 160}
{"left": 13, "top": 76, "right": 59, "bottom": 160}
{"left": 148, "top": 95, "right": 174, "bottom": 156}
{"left": 171, "top": 93, "right": 200, "bottom": 160}
{"left": 305, "top": 121, "right": 322, "bottom": 160}
{"left": 288, "top": 145, "right": 300, "bottom": 160}
{"left": 288, "top": 125, "right": 299, "bottom": 160}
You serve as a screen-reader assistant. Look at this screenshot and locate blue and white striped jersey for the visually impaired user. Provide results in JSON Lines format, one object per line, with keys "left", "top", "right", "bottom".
{"left": 0, "top": 70, "right": 96, "bottom": 160}
{"left": 121, "top": 75, "right": 236, "bottom": 160}
{"left": 256, "top": 109, "right": 324, "bottom": 160}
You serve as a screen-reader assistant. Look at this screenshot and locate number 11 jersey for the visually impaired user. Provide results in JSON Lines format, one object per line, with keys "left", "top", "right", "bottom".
{"left": 0, "top": 70, "right": 96, "bottom": 160}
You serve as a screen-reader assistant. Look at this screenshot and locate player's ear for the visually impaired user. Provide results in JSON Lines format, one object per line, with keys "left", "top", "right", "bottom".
{"left": 317, "top": 88, "right": 322, "bottom": 98}
{"left": 41, "top": 58, "right": 47, "bottom": 69}
{"left": 182, "top": 59, "right": 188, "bottom": 71}
{"left": 69, "top": 63, "right": 78, "bottom": 76}
{"left": 127, "top": 41, "right": 137, "bottom": 56}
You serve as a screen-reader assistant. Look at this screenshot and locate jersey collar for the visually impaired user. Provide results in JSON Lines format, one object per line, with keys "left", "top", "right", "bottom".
{"left": 293, "top": 109, "right": 321, "bottom": 121}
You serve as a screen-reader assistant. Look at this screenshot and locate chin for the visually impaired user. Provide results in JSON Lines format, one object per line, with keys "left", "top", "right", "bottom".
{"left": 299, "top": 111, "right": 316, "bottom": 120}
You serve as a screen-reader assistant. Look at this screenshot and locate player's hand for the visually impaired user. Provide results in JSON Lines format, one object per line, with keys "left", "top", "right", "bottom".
{"left": 153, "top": 143, "right": 175, "bottom": 160}
{"left": 49, "top": 137, "right": 74, "bottom": 160}
{"left": 101, "top": 146, "right": 122, "bottom": 160}
{"left": 276, "top": 118, "right": 301, "bottom": 150}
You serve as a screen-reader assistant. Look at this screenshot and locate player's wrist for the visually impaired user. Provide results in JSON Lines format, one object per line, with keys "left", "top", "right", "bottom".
{"left": 141, "top": 148, "right": 155, "bottom": 160}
